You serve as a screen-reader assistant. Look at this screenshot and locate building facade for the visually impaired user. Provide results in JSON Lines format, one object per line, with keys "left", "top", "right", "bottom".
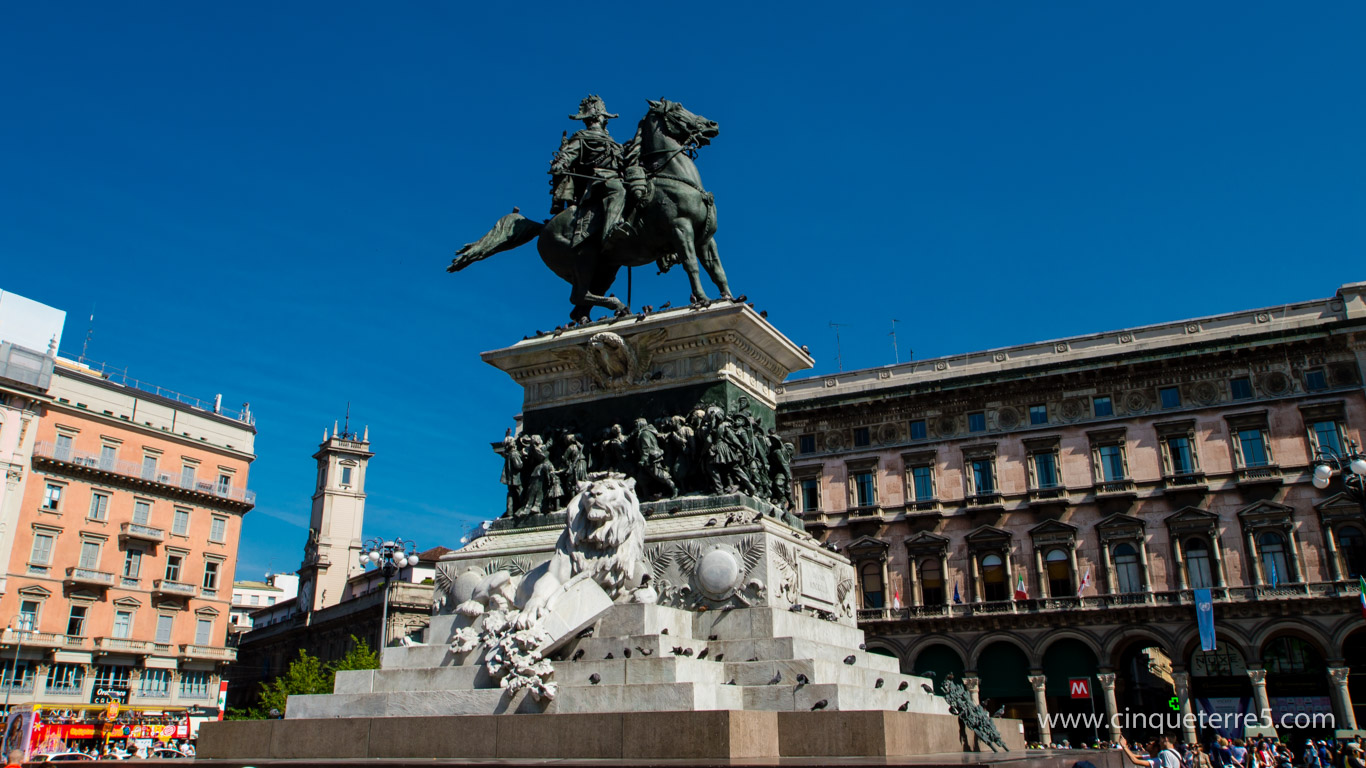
{"left": 229, "top": 573, "right": 298, "bottom": 632}
{"left": 0, "top": 326, "right": 255, "bottom": 729}
{"left": 778, "top": 283, "right": 1366, "bottom": 743}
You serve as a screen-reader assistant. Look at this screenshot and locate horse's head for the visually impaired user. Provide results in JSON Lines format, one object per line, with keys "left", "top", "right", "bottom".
{"left": 646, "top": 99, "right": 719, "bottom": 147}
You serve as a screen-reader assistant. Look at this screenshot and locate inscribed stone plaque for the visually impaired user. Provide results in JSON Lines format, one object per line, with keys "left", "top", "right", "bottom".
{"left": 799, "top": 557, "right": 836, "bottom": 606}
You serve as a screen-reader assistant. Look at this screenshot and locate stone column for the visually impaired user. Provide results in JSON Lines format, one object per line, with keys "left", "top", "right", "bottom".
{"left": 1323, "top": 526, "right": 1343, "bottom": 582}
{"left": 1247, "top": 668, "right": 1273, "bottom": 731}
{"left": 970, "top": 555, "right": 982, "bottom": 603}
{"left": 1068, "top": 547, "right": 1081, "bottom": 597}
{"left": 963, "top": 675, "right": 981, "bottom": 707}
{"left": 1030, "top": 673, "right": 1052, "bottom": 745}
{"left": 1101, "top": 543, "right": 1117, "bottom": 593}
{"left": 1035, "top": 548, "right": 1046, "bottom": 598}
{"left": 907, "top": 558, "right": 920, "bottom": 607}
{"left": 1172, "top": 539, "right": 1188, "bottom": 591}
{"left": 1136, "top": 537, "right": 1154, "bottom": 595}
{"left": 940, "top": 552, "right": 952, "bottom": 608}
{"left": 1211, "top": 534, "right": 1228, "bottom": 588}
{"left": 1245, "top": 531, "right": 1264, "bottom": 586}
{"left": 881, "top": 558, "right": 892, "bottom": 611}
{"left": 1097, "top": 672, "right": 1121, "bottom": 742}
{"left": 1327, "top": 666, "right": 1358, "bottom": 731}
{"left": 1288, "top": 529, "right": 1305, "bottom": 583}
{"left": 1172, "top": 672, "right": 1198, "bottom": 744}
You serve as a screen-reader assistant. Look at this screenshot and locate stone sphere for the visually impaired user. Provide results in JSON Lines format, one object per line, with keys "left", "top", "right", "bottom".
{"left": 698, "top": 549, "right": 740, "bottom": 597}
{"left": 451, "top": 569, "right": 484, "bottom": 605}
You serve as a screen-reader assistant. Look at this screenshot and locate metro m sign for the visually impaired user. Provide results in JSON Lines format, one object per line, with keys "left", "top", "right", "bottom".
{"left": 1069, "top": 677, "right": 1091, "bottom": 699}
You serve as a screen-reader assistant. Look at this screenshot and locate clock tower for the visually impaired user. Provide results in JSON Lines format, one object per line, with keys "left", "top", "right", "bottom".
{"left": 297, "top": 419, "right": 372, "bottom": 613}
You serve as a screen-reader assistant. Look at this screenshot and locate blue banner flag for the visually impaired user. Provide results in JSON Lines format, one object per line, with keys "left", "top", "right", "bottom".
{"left": 1269, "top": 560, "right": 1279, "bottom": 589}
{"left": 953, "top": 582, "right": 962, "bottom": 605}
{"left": 1195, "top": 588, "right": 1217, "bottom": 651}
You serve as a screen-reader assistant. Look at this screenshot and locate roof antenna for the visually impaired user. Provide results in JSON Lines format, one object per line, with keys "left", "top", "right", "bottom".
{"left": 342, "top": 401, "right": 352, "bottom": 439}
{"left": 80, "top": 305, "right": 96, "bottom": 362}
{"left": 829, "top": 322, "right": 849, "bottom": 372}
{"left": 890, "top": 319, "right": 900, "bottom": 364}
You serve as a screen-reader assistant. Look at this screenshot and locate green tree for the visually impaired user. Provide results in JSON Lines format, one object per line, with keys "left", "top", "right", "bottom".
{"left": 228, "top": 636, "right": 380, "bottom": 720}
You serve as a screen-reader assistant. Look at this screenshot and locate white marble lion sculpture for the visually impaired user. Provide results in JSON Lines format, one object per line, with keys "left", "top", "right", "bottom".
{"left": 456, "top": 473, "right": 653, "bottom": 628}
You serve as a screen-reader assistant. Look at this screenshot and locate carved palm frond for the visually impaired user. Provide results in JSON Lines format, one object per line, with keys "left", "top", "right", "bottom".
{"left": 507, "top": 558, "right": 534, "bottom": 577}
{"left": 483, "top": 560, "right": 504, "bottom": 576}
{"left": 836, "top": 577, "right": 854, "bottom": 603}
{"left": 675, "top": 542, "right": 703, "bottom": 575}
{"left": 434, "top": 563, "right": 456, "bottom": 596}
{"left": 646, "top": 544, "right": 674, "bottom": 581}
{"left": 736, "top": 536, "right": 765, "bottom": 579}
{"left": 772, "top": 541, "right": 797, "bottom": 573}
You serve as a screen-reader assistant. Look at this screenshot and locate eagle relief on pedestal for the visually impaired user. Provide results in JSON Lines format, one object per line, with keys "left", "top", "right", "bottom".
{"left": 552, "top": 328, "right": 668, "bottom": 390}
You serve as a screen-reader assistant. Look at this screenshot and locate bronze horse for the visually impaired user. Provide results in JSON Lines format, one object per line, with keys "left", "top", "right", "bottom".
{"left": 448, "top": 100, "right": 733, "bottom": 321}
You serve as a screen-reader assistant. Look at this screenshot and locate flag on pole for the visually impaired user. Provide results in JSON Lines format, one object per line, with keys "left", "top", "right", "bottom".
{"left": 1268, "top": 559, "right": 1279, "bottom": 589}
{"left": 1014, "top": 573, "right": 1028, "bottom": 600}
{"left": 1195, "top": 588, "right": 1217, "bottom": 651}
{"left": 892, "top": 589, "right": 902, "bottom": 610}
{"left": 1077, "top": 567, "right": 1092, "bottom": 598}
{"left": 1359, "top": 576, "right": 1366, "bottom": 619}
{"left": 953, "top": 582, "right": 962, "bottom": 604}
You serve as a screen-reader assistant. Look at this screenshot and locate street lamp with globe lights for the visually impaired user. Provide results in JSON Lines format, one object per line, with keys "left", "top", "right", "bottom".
{"left": 1310, "top": 438, "right": 1366, "bottom": 511}
{"left": 359, "top": 537, "right": 418, "bottom": 648}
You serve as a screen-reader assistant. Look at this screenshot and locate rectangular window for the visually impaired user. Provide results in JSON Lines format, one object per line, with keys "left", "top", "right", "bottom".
{"left": 970, "top": 458, "right": 996, "bottom": 495}
{"left": 18, "top": 600, "right": 39, "bottom": 631}
{"left": 46, "top": 663, "right": 85, "bottom": 694}
{"left": 800, "top": 478, "right": 820, "bottom": 512}
{"left": 180, "top": 671, "right": 211, "bottom": 698}
{"left": 0, "top": 661, "right": 33, "bottom": 692}
{"left": 852, "top": 427, "right": 870, "bottom": 447}
{"left": 1098, "top": 444, "right": 1126, "bottom": 481}
{"left": 1033, "top": 451, "right": 1060, "bottom": 488}
{"left": 341, "top": 466, "right": 354, "bottom": 485}
{"left": 1237, "top": 428, "right": 1269, "bottom": 467}
{"left": 88, "top": 492, "right": 109, "bottom": 521}
{"left": 93, "top": 664, "right": 130, "bottom": 693}
{"left": 123, "top": 549, "right": 142, "bottom": 579}
{"left": 42, "top": 484, "right": 62, "bottom": 510}
{"left": 165, "top": 554, "right": 183, "bottom": 582}
{"left": 172, "top": 508, "right": 190, "bottom": 536}
{"left": 210, "top": 516, "right": 227, "bottom": 543}
{"left": 141, "top": 455, "right": 157, "bottom": 480}
{"left": 217, "top": 473, "right": 231, "bottom": 494}
{"left": 155, "top": 614, "right": 174, "bottom": 644}
{"left": 195, "top": 618, "right": 213, "bottom": 645}
{"left": 1230, "top": 377, "right": 1253, "bottom": 400}
{"left": 249, "top": 594, "right": 260, "bottom": 606}
{"left": 911, "top": 465, "right": 935, "bottom": 500}
{"left": 67, "top": 605, "right": 87, "bottom": 636}
{"left": 1159, "top": 386, "right": 1182, "bottom": 409}
{"left": 180, "top": 465, "right": 195, "bottom": 488}
{"left": 853, "top": 471, "right": 876, "bottom": 507}
{"left": 798, "top": 434, "right": 816, "bottom": 454}
{"left": 133, "top": 500, "right": 151, "bottom": 525}
{"left": 1166, "top": 436, "right": 1195, "bottom": 475}
{"left": 909, "top": 420, "right": 927, "bottom": 440}
{"left": 1029, "top": 404, "right": 1048, "bottom": 425}
{"left": 30, "top": 533, "right": 54, "bottom": 565}
{"left": 55, "top": 433, "right": 73, "bottom": 461}
{"left": 267, "top": 596, "right": 276, "bottom": 605}
{"left": 79, "top": 540, "right": 101, "bottom": 569}
{"left": 1305, "top": 369, "right": 1328, "bottom": 392}
{"left": 203, "top": 561, "right": 220, "bottom": 590}
{"left": 113, "top": 610, "right": 133, "bottom": 639}
{"left": 968, "top": 412, "right": 986, "bottom": 433}
{"left": 138, "top": 668, "right": 170, "bottom": 697}
{"left": 1313, "top": 421, "right": 1343, "bottom": 456}
{"left": 1093, "top": 396, "right": 1113, "bottom": 418}
{"left": 100, "top": 445, "right": 117, "bottom": 470}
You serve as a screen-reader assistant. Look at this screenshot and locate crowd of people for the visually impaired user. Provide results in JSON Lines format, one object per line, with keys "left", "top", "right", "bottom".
{"left": 1113, "top": 734, "right": 1366, "bottom": 768}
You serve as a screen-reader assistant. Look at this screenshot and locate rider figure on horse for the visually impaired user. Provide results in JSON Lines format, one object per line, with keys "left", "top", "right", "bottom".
{"left": 550, "top": 96, "right": 632, "bottom": 249}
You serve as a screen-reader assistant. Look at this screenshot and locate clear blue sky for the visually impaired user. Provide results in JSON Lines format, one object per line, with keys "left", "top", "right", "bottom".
{"left": 3, "top": 3, "right": 1363, "bottom": 581}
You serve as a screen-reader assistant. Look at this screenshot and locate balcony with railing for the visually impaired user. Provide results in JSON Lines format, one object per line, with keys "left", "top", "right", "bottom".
{"left": 153, "top": 579, "right": 198, "bottom": 598}
{"left": 1162, "top": 472, "right": 1208, "bottom": 492}
{"left": 65, "top": 567, "right": 115, "bottom": 588}
{"left": 1093, "top": 478, "right": 1137, "bottom": 497}
{"left": 180, "top": 644, "right": 237, "bottom": 662}
{"left": 94, "top": 637, "right": 173, "bottom": 655}
{"left": 119, "top": 522, "right": 165, "bottom": 545}
{"left": 33, "top": 441, "right": 255, "bottom": 506}
{"left": 0, "top": 629, "right": 89, "bottom": 650}
{"left": 1236, "top": 464, "right": 1283, "bottom": 486}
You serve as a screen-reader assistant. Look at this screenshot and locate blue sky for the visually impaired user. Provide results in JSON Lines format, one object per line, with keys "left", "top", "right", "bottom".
{"left": 3, "top": 3, "right": 1363, "bottom": 581}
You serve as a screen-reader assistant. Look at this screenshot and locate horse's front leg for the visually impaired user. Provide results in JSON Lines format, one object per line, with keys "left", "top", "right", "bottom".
{"left": 700, "top": 237, "right": 732, "bottom": 299}
{"left": 669, "top": 218, "right": 709, "bottom": 304}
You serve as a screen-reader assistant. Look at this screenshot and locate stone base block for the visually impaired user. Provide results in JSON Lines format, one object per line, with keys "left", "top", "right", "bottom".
{"left": 777, "top": 710, "right": 1025, "bottom": 756}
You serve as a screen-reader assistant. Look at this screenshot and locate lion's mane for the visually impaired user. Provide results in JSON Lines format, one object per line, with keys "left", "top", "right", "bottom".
{"left": 560, "top": 474, "right": 647, "bottom": 600}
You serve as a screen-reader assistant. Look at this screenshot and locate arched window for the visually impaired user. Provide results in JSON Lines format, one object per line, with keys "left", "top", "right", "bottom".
{"left": 1046, "top": 548, "right": 1072, "bottom": 597}
{"left": 981, "top": 554, "right": 1007, "bottom": 602}
{"left": 920, "top": 559, "right": 944, "bottom": 606}
{"left": 1338, "top": 526, "right": 1366, "bottom": 581}
{"left": 1114, "top": 543, "right": 1142, "bottom": 593}
{"left": 1258, "top": 532, "right": 1290, "bottom": 585}
{"left": 1262, "top": 636, "right": 1324, "bottom": 675}
{"left": 860, "top": 561, "right": 884, "bottom": 609}
{"left": 1185, "top": 538, "right": 1213, "bottom": 589}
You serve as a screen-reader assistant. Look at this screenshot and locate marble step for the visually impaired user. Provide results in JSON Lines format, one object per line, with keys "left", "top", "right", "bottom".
{"left": 720, "top": 658, "right": 930, "bottom": 691}
{"left": 555, "top": 633, "right": 696, "bottom": 661}
{"left": 702, "top": 637, "right": 901, "bottom": 673}
{"left": 692, "top": 607, "right": 868, "bottom": 647}
{"left": 549, "top": 656, "right": 725, "bottom": 688}
{"left": 737, "top": 682, "right": 951, "bottom": 714}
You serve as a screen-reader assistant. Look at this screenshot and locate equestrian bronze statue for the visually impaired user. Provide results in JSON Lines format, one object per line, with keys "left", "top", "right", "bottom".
{"left": 448, "top": 97, "right": 733, "bottom": 321}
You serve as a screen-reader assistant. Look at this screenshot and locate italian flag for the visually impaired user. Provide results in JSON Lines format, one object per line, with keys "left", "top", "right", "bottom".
{"left": 1014, "top": 573, "right": 1028, "bottom": 600}
{"left": 1360, "top": 576, "right": 1366, "bottom": 619}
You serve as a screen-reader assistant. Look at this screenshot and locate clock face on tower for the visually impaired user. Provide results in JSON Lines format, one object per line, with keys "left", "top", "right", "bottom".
{"left": 298, "top": 579, "right": 314, "bottom": 613}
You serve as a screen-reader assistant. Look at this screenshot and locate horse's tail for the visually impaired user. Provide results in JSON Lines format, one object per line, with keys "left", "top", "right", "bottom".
{"left": 448, "top": 210, "right": 544, "bottom": 272}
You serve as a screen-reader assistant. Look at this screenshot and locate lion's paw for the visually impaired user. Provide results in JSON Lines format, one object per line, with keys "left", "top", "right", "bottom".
{"left": 455, "top": 599, "right": 486, "bottom": 618}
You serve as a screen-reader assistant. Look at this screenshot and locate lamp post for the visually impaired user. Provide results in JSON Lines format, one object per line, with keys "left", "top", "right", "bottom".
{"left": 359, "top": 537, "right": 418, "bottom": 648}
{"left": 3, "top": 615, "right": 32, "bottom": 714}
{"left": 1309, "top": 439, "right": 1366, "bottom": 507}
